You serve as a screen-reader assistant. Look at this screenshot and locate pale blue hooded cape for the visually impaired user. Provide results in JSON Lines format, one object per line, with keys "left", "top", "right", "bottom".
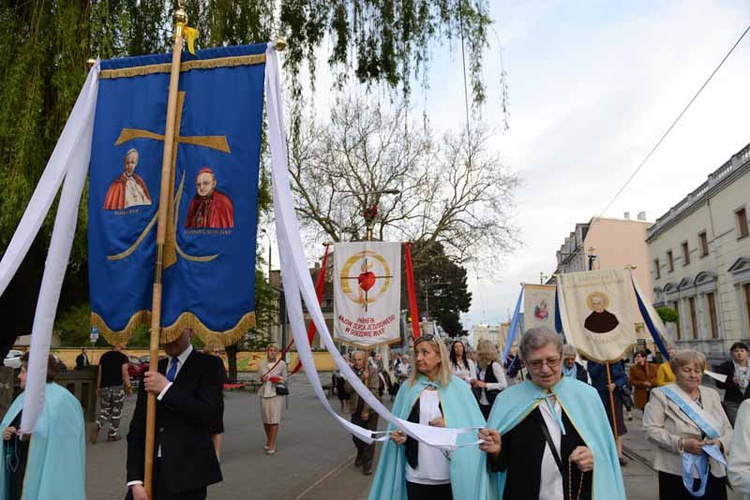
{"left": 369, "top": 374, "right": 491, "bottom": 499}
{"left": 0, "top": 383, "right": 86, "bottom": 499}
{"left": 486, "top": 376, "right": 625, "bottom": 500}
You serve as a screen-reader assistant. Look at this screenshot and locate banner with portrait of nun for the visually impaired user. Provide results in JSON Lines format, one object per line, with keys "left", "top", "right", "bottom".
{"left": 555, "top": 268, "right": 638, "bottom": 362}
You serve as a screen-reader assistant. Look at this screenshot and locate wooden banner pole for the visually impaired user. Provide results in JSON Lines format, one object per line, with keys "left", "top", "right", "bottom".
{"left": 144, "top": 4, "right": 187, "bottom": 496}
{"left": 605, "top": 362, "right": 619, "bottom": 441}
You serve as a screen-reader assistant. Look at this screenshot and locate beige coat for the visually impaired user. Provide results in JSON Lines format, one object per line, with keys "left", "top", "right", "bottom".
{"left": 643, "top": 384, "right": 733, "bottom": 478}
{"left": 344, "top": 365, "right": 379, "bottom": 414}
{"left": 728, "top": 399, "right": 750, "bottom": 499}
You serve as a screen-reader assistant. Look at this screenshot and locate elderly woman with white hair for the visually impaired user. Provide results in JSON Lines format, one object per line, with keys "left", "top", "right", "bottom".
{"left": 561, "top": 344, "right": 589, "bottom": 383}
{"left": 479, "top": 327, "right": 625, "bottom": 499}
{"left": 643, "top": 349, "right": 733, "bottom": 500}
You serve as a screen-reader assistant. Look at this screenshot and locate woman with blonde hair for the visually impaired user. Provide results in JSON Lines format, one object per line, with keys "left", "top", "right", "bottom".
{"left": 258, "top": 344, "right": 287, "bottom": 455}
{"left": 643, "top": 349, "right": 732, "bottom": 499}
{"left": 369, "top": 335, "right": 488, "bottom": 499}
{"left": 472, "top": 339, "right": 508, "bottom": 419}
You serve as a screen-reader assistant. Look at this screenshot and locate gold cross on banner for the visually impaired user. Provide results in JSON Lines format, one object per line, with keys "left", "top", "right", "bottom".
{"left": 107, "top": 91, "right": 230, "bottom": 268}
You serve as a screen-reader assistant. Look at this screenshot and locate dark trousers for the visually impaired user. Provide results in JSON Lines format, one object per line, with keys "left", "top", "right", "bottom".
{"left": 658, "top": 471, "right": 727, "bottom": 500}
{"left": 479, "top": 403, "right": 492, "bottom": 420}
{"left": 125, "top": 459, "right": 208, "bottom": 500}
{"left": 351, "top": 412, "right": 379, "bottom": 471}
{"left": 406, "top": 481, "right": 453, "bottom": 500}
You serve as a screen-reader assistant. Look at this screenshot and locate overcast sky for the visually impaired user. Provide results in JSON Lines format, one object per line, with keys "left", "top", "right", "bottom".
{"left": 417, "top": 0, "right": 750, "bottom": 331}
{"left": 279, "top": 1, "right": 750, "bottom": 335}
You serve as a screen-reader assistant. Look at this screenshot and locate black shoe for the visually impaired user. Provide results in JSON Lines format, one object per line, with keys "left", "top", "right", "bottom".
{"left": 362, "top": 468, "right": 373, "bottom": 476}
{"left": 619, "top": 456, "right": 629, "bottom": 466}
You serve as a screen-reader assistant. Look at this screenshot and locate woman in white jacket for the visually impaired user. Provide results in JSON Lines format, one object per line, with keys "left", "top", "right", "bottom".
{"left": 729, "top": 399, "right": 750, "bottom": 499}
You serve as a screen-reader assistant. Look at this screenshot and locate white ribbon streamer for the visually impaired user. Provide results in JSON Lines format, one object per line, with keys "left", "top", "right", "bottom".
{"left": 264, "top": 45, "right": 472, "bottom": 450}
{"left": 0, "top": 64, "right": 100, "bottom": 297}
{"left": 19, "top": 63, "right": 100, "bottom": 433}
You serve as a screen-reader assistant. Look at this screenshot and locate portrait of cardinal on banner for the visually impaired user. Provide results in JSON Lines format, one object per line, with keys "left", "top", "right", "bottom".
{"left": 185, "top": 167, "right": 235, "bottom": 229}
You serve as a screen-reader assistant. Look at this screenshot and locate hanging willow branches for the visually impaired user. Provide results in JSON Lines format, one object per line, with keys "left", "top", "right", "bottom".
{"left": 0, "top": 0, "right": 498, "bottom": 254}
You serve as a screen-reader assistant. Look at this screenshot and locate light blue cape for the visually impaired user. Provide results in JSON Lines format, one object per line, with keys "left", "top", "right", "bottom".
{"left": 368, "top": 374, "right": 490, "bottom": 499}
{"left": 486, "top": 377, "right": 625, "bottom": 500}
{"left": 0, "top": 383, "right": 86, "bottom": 499}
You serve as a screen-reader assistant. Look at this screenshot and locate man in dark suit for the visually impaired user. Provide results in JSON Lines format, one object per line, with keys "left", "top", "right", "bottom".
{"left": 75, "top": 348, "right": 90, "bottom": 369}
{"left": 126, "top": 328, "right": 224, "bottom": 500}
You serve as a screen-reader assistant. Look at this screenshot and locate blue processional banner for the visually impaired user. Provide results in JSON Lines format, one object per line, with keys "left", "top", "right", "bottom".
{"left": 88, "top": 44, "right": 266, "bottom": 345}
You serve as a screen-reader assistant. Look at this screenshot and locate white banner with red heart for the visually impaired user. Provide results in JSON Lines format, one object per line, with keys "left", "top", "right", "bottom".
{"left": 333, "top": 241, "right": 402, "bottom": 347}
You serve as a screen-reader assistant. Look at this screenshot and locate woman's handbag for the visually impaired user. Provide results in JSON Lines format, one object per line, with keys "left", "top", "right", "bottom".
{"left": 275, "top": 382, "right": 289, "bottom": 395}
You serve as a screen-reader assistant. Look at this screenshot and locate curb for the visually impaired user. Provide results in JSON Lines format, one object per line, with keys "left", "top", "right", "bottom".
{"left": 622, "top": 445, "right": 654, "bottom": 470}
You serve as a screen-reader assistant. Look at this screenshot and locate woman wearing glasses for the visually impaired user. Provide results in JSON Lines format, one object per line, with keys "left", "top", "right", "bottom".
{"left": 479, "top": 327, "right": 625, "bottom": 499}
{"left": 369, "top": 335, "right": 488, "bottom": 500}
{"left": 643, "top": 349, "right": 732, "bottom": 500}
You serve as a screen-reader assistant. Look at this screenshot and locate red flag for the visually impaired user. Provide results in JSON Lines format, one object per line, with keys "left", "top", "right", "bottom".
{"left": 404, "top": 243, "right": 421, "bottom": 339}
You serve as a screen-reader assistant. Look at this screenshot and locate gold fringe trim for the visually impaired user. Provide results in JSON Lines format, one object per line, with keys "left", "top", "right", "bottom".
{"left": 100, "top": 54, "right": 266, "bottom": 80}
{"left": 91, "top": 310, "right": 255, "bottom": 347}
{"left": 91, "top": 310, "right": 152, "bottom": 346}
{"left": 161, "top": 311, "right": 255, "bottom": 346}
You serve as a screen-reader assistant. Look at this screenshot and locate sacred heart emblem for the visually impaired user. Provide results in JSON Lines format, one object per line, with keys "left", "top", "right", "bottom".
{"left": 358, "top": 271, "right": 376, "bottom": 292}
{"left": 340, "top": 250, "right": 394, "bottom": 312}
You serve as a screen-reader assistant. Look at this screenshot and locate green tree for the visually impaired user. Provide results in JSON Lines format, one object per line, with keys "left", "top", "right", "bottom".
{"left": 0, "top": 1, "right": 499, "bottom": 354}
{"left": 656, "top": 306, "right": 679, "bottom": 324}
{"left": 403, "top": 242, "right": 471, "bottom": 336}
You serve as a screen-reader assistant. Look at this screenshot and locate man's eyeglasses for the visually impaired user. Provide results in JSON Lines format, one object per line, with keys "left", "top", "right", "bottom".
{"left": 526, "top": 356, "right": 562, "bottom": 370}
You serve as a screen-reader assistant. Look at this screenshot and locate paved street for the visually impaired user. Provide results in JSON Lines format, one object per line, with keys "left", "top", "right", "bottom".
{"left": 86, "top": 375, "right": 737, "bottom": 499}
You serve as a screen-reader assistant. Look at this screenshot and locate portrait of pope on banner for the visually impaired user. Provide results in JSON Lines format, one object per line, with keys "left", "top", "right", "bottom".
{"left": 185, "top": 167, "right": 235, "bottom": 229}
{"left": 102, "top": 148, "right": 152, "bottom": 210}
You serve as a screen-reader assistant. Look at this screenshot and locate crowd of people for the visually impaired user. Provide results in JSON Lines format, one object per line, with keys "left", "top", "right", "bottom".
{"left": 1, "top": 329, "right": 749, "bottom": 499}
{"left": 361, "top": 333, "right": 750, "bottom": 500}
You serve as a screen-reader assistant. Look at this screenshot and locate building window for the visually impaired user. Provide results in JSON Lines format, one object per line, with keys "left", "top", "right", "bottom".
{"left": 688, "top": 297, "right": 697, "bottom": 339}
{"left": 737, "top": 207, "right": 749, "bottom": 239}
{"left": 671, "top": 301, "right": 681, "bottom": 340}
{"left": 706, "top": 292, "right": 718, "bottom": 339}
{"left": 682, "top": 241, "right": 690, "bottom": 266}
{"left": 667, "top": 251, "right": 674, "bottom": 272}
{"left": 698, "top": 231, "right": 708, "bottom": 257}
{"left": 653, "top": 259, "right": 660, "bottom": 279}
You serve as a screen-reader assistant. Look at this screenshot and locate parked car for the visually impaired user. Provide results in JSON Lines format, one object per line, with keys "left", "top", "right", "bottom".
{"left": 3, "top": 350, "right": 23, "bottom": 369}
{"left": 138, "top": 354, "right": 167, "bottom": 368}
{"left": 128, "top": 356, "right": 147, "bottom": 379}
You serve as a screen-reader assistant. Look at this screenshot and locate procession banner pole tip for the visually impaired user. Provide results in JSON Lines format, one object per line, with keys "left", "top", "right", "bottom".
{"left": 274, "top": 38, "right": 287, "bottom": 51}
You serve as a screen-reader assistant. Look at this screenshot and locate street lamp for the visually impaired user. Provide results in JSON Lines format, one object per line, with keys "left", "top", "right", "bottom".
{"left": 357, "top": 189, "right": 401, "bottom": 241}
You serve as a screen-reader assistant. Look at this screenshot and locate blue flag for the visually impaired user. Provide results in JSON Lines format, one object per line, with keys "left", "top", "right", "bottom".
{"left": 88, "top": 44, "right": 266, "bottom": 345}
